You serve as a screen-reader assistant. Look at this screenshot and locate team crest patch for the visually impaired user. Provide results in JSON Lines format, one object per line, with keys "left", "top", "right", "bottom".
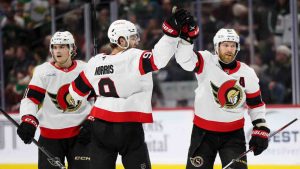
{"left": 48, "top": 84, "right": 82, "bottom": 112}
{"left": 190, "top": 156, "right": 204, "bottom": 167}
{"left": 210, "top": 80, "right": 243, "bottom": 109}
{"left": 140, "top": 163, "right": 146, "bottom": 169}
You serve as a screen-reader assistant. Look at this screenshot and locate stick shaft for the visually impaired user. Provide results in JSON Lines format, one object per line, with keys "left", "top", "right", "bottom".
{"left": 223, "top": 118, "right": 298, "bottom": 169}
{"left": 0, "top": 108, "right": 65, "bottom": 169}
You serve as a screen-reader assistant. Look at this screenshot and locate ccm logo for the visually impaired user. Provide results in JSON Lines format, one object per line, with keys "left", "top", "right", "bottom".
{"left": 252, "top": 130, "right": 269, "bottom": 138}
{"left": 162, "top": 23, "right": 174, "bottom": 33}
{"left": 24, "top": 118, "right": 38, "bottom": 127}
{"left": 74, "top": 156, "right": 91, "bottom": 161}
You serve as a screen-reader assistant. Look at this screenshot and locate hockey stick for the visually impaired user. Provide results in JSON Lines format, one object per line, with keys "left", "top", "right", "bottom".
{"left": 223, "top": 118, "right": 298, "bottom": 169}
{"left": 0, "top": 108, "right": 66, "bottom": 169}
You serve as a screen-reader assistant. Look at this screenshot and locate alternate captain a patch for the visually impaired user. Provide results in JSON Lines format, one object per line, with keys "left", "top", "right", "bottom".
{"left": 210, "top": 80, "right": 243, "bottom": 109}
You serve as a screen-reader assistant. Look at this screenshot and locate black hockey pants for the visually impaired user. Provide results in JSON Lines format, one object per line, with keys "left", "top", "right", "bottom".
{"left": 38, "top": 135, "right": 90, "bottom": 169}
{"left": 186, "top": 125, "right": 247, "bottom": 169}
{"left": 90, "top": 119, "right": 151, "bottom": 169}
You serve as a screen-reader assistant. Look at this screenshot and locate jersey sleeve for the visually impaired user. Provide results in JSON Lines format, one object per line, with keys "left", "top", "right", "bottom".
{"left": 69, "top": 58, "right": 94, "bottom": 101}
{"left": 20, "top": 65, "right": 46, "bottom": 119}
{"left": 245, "top": 67, "right": 266, "bottom": 125}
{"left": 139, "top": 35, "right": 179, "bottom": 75}
{"left": 175, "top": 40, "right": 204, "bottom": 74}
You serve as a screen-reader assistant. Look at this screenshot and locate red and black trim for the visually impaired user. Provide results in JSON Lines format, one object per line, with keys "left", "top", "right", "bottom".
{"left": 162, "top": 21, "right": 179, "bottom": 37}
{"left": 25, "top": 85, "right": 46, "bottom": 104}
{"left": 246, "top": 90, "right": 265, "bottom": 109}
{"left": 21, "top": 115, "right": 39, "bottom": 127}
{"left": 251, "top": 126, "right": 270, "bottom": 138}
{"left": 50, "top": 61, "right": 77, "bottom": 72}
{"left": 193, "top": 51, "right": 204, "bottom": 74}
{"left": 71, "top": 71, "right": 93, "bottom": 96}
{"left": 193, "top": 115, "right": 244, "bottom": 132}
{"left": 139, "top": 51, "right": 158, "bottom": 75}
{"left": 90, "top": 107, "right": 153, "bottom": 123}
{"left": 40, "top": 126, "right": 80, "bottom": 139}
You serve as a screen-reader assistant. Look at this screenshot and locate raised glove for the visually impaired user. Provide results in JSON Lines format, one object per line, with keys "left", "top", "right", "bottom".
{"left": 180, "top": 15, "right": 199, "bottom": 44}
{"left": 162, "top": 9, "right": 189, "bottom": 37}
{"left": 17, "top": 115, "right": 38, "bottom": 144}
{"left": 249, "top": 126, "right": 270, "bottom": 155}
{"left": 77, "top": 115, "right": 94, "bottom": 145}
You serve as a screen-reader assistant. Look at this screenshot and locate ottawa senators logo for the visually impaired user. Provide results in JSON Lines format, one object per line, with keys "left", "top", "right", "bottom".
{"left": 190, "top": 156, "right": 204, "bottom": 167}
{"left": 210, "top": 80, "right": 243, "bottom": 109}
{"left": 48, "top": 84, "right": 82, "bottom": 112}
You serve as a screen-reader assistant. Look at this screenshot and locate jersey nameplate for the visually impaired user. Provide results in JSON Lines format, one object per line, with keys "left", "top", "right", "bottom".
{"left": 94, "top": 65, "right": 114, "bottom": 75}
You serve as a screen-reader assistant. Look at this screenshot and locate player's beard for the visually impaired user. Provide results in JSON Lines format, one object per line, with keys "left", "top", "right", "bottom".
{"left": 219, "top": 52, "right": 235, "bottom": 64}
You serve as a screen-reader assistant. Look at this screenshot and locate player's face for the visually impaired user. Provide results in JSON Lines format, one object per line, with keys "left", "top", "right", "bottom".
{"left": 218, "top": 41, "right": 237, "bottom": 64}
{"left": 52, "top": 44, "right": 72, "bottom": 67}
{"left": 128, "top": 34, "right": 140, "bottom": 48}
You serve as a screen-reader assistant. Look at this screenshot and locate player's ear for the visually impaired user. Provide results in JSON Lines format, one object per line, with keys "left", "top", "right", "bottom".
{"left": 118, "top": 37, "right": 126, "bottom": 46}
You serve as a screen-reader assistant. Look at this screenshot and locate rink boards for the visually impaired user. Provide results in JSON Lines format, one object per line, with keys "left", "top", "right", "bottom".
{"left": 0, "top": 106, "right": 299, "bottom": 168}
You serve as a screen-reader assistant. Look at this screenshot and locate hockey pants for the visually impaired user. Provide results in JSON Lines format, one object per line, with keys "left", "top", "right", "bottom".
{"left": 90, "top": 119, "right": 151, "bottom": 169}
{"left": 38, "top": 135, "right": 90, "bottom": 169}
{"left": 186, "top": 125, "right": 248, "bottom": 169}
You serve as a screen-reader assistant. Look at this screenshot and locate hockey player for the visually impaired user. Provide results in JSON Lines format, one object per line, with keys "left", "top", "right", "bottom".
{"left": 17, "top": 31, "right": 92, "bottom": 169}
{"left": 175, "top": 27, "right": 270, "bottom": 169}
{"left": 68, "top": 9, "right": 196, "bottom": 169}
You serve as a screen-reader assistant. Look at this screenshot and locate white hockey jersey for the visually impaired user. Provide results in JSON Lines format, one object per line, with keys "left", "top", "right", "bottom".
{"left": 20, "top": 60, "right": 92, "bottom": 138}
{"left": 175, "top": 42, "right": 266, "bottom": 132}
{"left": 69, "top": 35, "right": 179, "bottom": 123}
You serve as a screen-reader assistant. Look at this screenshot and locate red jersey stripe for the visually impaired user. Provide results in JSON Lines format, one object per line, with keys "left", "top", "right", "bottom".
{"left": 246, "top": 90, "right": 261, "bottom": 98}
{"left": 91, "top": 107, "right": 153, "bottom": 123}
{"left": 193, "top": 115, "right": 244, "bottom": 132}
{"left": 28, "top": 85, "right": 46, "bottom": 94}
{"left": 40, "top": 126, "right": 80, "bottom": 139}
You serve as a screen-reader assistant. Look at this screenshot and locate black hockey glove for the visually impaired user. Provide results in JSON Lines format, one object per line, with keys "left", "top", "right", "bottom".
{"left": 180, "top": 15, "right": 199, "bottom": 44}
{"left": 77, "top": 115, "right": 94, "bottom": 145}
{"left": 162, "top": 9, "right": 189, "bottom": 37}
{"left": 17, "top": 115, "right": 38, "bottom": 144}
{"left": 249, "top": 126, "right": 270, "bottom": 156}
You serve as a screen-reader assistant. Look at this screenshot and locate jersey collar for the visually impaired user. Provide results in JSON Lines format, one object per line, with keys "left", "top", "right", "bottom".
{"left": 219, "top": 60, "right": 241, "bottom": 75}
{"left": 50, "top": 60, "right": 77, "bottom": 72}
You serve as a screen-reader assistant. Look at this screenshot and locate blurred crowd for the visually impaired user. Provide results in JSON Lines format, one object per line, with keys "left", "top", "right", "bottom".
{"left": 0, "top": 0, "right": 296, "bottom": 111}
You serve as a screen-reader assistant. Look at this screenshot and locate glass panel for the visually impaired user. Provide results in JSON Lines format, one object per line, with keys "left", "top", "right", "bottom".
{"left": 1, "top": 0, "right": 296, "bottom": 111}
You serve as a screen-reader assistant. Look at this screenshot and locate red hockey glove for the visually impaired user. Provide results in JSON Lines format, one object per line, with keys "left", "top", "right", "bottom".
{"left": 77, "top": 115, "right": 94, "bottom": 145}
{"left": 180, "top": 15, "right": 199, "bottom": 44}
{"left": 17, "top": 115, "right": 38, "bottom": 144}
{"left": 162, "top": 9, "right": 189, "bottom": 37}
{"left": 249, "top": 126, "right": 270, "bottom": 156}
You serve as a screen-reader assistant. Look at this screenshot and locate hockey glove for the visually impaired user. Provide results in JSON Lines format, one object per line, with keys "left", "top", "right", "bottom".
{"left": 17, "top": 115, "right": 38, "bottom": 144}
{"left": 180, "top": 15, "right": 199, "bottom": 44}
{"left": 249, "top": 126, "right": 270, "bottom": 156}
{"left": 77, "top": 115, "right": 94, "bottom": 145}
{"left": 162, "top": 9, "right": 189, "bottom": 37}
